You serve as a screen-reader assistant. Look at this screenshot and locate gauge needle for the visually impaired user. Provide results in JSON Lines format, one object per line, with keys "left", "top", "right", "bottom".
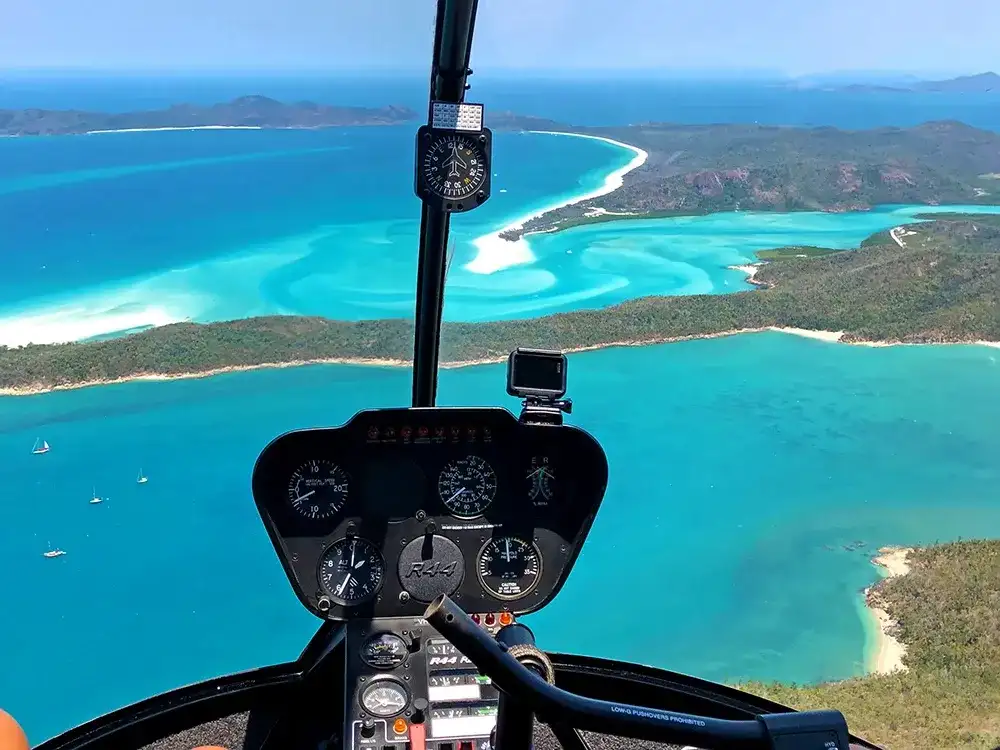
{"left": 296, "top": 490, "right": 316, "bottom": 501}
{"left": 505, "top": 538, "right": 511, "bottom": 559}
{"left": 448, "top": 488, "right": 467, "bottom": 502}
{"left": 350, "top": 540, "right": 356, "bottom": 568}
{"left": 336, "top": 573, "right": 352, "bottom": 596}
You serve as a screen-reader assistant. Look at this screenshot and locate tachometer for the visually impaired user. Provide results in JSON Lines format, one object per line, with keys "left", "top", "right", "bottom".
{"left": 318, "top": 537, "right": 385, "bottom": 606}
{"left": 477, "top": 536, "right": 542, "bottom": 601}
{"left": 438, "top": 456, "right": 497, "bottom": 518}
{"left": 360, "top": 678, "right": 409, "bottom": 717}
{"left": 288, "top": 460, "right": 349, "bottom": 520}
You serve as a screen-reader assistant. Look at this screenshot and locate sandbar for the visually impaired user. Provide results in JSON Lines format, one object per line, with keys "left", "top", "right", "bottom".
{"left": 465, "top": 131, "right": 648, "bottom": 275}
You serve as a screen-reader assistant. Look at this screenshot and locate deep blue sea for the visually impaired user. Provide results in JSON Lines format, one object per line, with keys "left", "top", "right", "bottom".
{"left": 2, "top": 74, "right": 1000, "bottom": 743}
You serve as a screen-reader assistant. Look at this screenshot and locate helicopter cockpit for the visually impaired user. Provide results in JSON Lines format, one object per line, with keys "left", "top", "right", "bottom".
{"left": 27, "top": 1, "right": 881, "bottom": 749}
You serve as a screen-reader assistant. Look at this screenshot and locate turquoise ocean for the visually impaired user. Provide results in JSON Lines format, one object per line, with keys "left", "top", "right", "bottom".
{"left": 2, "top": 76, "right": 1000, "bottom": 742}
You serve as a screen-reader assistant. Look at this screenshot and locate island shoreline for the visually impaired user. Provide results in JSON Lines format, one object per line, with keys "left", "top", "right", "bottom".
{"left": 864, "top": 546, "right": 913, "bottom": 675}
{"left": 3, "top": 327, "right": 998, "bottom": 397}
{"left": 465, "top": 130, "right": 649, "bottom": 274}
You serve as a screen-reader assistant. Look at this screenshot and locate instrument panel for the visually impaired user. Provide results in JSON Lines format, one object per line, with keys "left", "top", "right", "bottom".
{"left": 251, "top": 407, "right": 609, "bottom": 621}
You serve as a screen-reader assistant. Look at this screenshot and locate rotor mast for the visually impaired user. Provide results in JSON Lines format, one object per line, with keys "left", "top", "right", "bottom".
{"left": 411, "top": 0, "right": 481, "bottom": 408}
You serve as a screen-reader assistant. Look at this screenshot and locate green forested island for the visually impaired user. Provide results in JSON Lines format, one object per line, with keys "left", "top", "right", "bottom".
{"left": 0, "top": 214, "right": 998, "bottom": 393}
{"left": 492, "top": 119, "right": 1000, "bottom": 239}
{"left": 744, "top": 539, "right": 1000, "bottom": 750}
{"left": 0, "top": 96, "right": 416, "bottom": 136}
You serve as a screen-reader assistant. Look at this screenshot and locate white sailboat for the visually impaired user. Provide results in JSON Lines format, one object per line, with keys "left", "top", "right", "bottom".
{"left": 43, "top": 543, "right": 66, "bottom": 558}
{"left": 31, "top": 438, "right": 50, "bottom": 455}
{"left": 137, "top": 468, "right": 148, "bottom": 484}
{"left": 90, "top": 485, "right": 103, "bottom": 505}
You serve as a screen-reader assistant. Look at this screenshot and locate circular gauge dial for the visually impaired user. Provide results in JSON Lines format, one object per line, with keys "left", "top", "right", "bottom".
{"left": 360, "top": 679, "right": 409, "bottom": 717}
{"left": 318, "top": 537, "right": 385, "bottom": 606}
{"left": 477, "top": 536, "right": 542, "bottom": 601}
{"left": 438, "top": 456, "right": 497, "bottom": 518}
{"left": 288, "top": 460, "right": 349, "bottom": 520}
{"left": 360, "top": 633, "right": 408, "bottom": 670}
{"left": 421, "top": 133, "right": 488, "bottom": 202}
{"left": 526, "top": 456, "right": 555, "bottom": 504}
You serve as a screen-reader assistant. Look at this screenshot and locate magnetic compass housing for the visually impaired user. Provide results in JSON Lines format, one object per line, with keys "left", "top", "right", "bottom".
{"left": 415, "top": 125, "right": 492, "bottom": 213}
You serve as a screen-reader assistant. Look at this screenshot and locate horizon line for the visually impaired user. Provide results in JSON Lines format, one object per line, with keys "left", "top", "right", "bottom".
{"left": 1, "top": 65, "right": 989, "bottom": 79}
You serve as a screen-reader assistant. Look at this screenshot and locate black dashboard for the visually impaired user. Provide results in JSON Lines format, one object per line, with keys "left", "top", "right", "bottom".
{"left": 252, "top": 406, "right": 608, "bottom": 750}
{"left": 251, "top": 406, "right": 609, "bottom": 622}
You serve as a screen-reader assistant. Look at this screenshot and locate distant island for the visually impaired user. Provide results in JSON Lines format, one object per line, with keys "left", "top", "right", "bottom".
{"left": 491, "top": 119, "right": 1000, "bottom": 240}
{"left": 837, "top": 71, "right": 1000, "bottom": 94}
{"left": 0, "top": 95, "right": 417, "bottom": 136}
{"left": 744, "top": 539, "right": 1000, "bottom": 750}
{"left": 1, "top": 213, "right": 998, "bottom": 394}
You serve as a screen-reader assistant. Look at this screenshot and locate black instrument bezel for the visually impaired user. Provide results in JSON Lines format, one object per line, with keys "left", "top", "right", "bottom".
{"left": 251, "top": 407, "right": 608, "bottom": 622}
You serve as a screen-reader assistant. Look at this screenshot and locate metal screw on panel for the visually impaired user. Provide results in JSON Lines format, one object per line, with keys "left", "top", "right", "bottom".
{"left": 318, "top": 597, "right": 332, "bottom": 613}
{"left": 399, "top": 591, "right": 411, "bottom": 603}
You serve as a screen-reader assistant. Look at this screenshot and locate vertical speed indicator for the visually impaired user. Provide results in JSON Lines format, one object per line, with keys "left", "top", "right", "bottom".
{"left": 288, "top": 460, "right": 349, "bottom": 520}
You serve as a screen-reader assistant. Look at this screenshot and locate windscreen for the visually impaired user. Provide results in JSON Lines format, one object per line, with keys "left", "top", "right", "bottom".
{"left": 3, "top": 1, "right": 1000, "bottom": 749}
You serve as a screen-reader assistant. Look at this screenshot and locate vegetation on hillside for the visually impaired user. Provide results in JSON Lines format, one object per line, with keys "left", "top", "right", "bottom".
{"left": 0, "top": 96, "right": 416, "bottom": 136}
{"left": 743, "top": 540, "right": 1000, "bottom": 750}
{"left": 501, "top": 121, "right": 1000, "bottom": 239}
{"left": 0, "top": 216, "right": 998, "bottom": 392}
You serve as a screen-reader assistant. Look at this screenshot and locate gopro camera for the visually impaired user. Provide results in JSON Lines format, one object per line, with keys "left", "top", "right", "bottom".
{"left": 506, "top": 348, "right": 567, "bottom": 400}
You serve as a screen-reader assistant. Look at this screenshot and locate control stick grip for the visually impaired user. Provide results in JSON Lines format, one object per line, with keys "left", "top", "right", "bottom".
{"left": 492, "top": 624, "right": 551, "bottom": 750}
{"left": 496, "top": 623, "right": 556, "bottom": 684}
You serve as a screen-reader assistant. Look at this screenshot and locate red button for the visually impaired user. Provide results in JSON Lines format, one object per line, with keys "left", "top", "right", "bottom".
{"left": 484, "top": 613, "right": 495, "bottom": 625}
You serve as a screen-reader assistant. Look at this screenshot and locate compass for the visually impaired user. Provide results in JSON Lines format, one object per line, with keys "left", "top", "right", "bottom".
{"left": 415, "top": 125, "right": 492, "bottom": 212}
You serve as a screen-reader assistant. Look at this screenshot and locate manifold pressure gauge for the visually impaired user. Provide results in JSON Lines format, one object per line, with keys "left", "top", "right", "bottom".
{"left": 414, "top": 101, "right": 492, "bottom": 213}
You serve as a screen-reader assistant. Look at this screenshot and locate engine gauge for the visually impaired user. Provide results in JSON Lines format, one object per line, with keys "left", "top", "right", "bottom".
{"left": 288, "top": 460, "right": 349, "bottom": 520}
{"left": 526, "top": 456, "right": 555, "bottom": 504}
{"left": 360, "top": 632, "right": 408, "bottom": 670}
{"left": 438, "top": 455, "right": 497, "bottom": 518}
{"left": 318, "top": 537, "right": 385, "bottom": 606}
{"left": 360, "top": 678, "right": 409, "bottom": 718}
{"left": 477, "top": 536, "right": 542, "bottom": 601}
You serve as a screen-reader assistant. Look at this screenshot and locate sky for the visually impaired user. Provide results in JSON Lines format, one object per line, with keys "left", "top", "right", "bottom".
{"left": 0, "top": 0, "right": 997, "bottom": 76}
